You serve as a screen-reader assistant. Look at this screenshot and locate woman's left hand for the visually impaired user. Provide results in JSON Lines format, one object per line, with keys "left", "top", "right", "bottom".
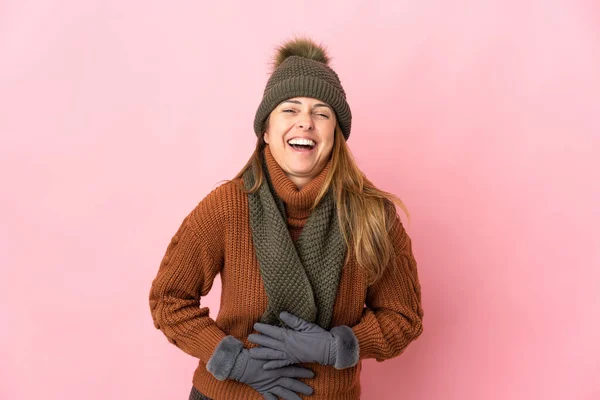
{"left": 247, "top": 311, "right": 359, "bottom": 370}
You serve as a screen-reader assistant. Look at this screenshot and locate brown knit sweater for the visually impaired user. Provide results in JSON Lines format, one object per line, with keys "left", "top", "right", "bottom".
{"left": 149, "top": 145, "right": 424, "bottom": 399}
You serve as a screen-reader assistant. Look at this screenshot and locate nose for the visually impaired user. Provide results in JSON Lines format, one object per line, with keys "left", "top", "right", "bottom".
{"left": 296, "top": 112, "right": 314, "bottom": 131}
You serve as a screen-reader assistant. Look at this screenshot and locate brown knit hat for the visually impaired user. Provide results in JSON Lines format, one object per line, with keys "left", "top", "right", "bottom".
{"left": 253, "top": 37, "right": 352, "bottom": 141}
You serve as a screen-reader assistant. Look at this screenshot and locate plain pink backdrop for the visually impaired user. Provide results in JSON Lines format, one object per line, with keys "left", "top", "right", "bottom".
{"left": 1, "top": 1, "right": 599, "bottom": 399}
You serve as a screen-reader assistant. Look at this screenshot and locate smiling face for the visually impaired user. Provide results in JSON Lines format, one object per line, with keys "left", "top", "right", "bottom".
{"left": 263, "top": 97, "right": 337, "bottom": 189}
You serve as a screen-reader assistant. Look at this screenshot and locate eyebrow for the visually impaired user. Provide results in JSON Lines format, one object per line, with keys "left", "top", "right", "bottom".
{"left": 281, "top": 100, "right": 332, "bottom": 110}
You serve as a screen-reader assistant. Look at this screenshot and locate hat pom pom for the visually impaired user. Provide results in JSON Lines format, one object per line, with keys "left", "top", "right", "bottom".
{"left": 272, "top": 37, "right": 330, "bottom": 70}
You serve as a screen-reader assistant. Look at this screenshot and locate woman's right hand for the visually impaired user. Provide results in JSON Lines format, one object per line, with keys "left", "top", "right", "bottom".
{"left": 230, "top": 348, "right": 314, "bottom": 400}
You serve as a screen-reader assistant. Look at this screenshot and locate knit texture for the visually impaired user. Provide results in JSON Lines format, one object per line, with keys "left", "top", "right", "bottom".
{"left": 188, "top": 386, "right": 212, "bottom": 400}
{"left": 149, "top": 146, "right": 424, "bottom": 399}
{"left": 242, "top": 148, "right": 346, "bottom": 329}
{"left": 253, "top": 55, "right": 352, "bottom": 140}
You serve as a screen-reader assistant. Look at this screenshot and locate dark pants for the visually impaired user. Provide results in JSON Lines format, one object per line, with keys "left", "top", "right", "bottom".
{"left": 188, "top": 386, "right": 212, "bottom": 400}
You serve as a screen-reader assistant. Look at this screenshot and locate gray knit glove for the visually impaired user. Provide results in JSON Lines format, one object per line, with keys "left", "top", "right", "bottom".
{"left": 247, "top": 311, "right": 360, "bottom": 370}
{"left": 206, "top": 335, "right": 314, "bottom": 400}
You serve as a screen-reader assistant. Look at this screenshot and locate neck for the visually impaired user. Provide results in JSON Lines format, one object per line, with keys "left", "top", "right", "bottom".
{"left": 263, "top": 145, "right": 331, "bottom": 223}
{"left": 287, "top": 176, "right": 311, "bottom": 191}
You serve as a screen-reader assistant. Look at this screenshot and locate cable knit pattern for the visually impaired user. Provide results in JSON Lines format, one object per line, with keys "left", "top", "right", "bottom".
{"left": 149, "top": 147, "right": 424, "bottom": 399}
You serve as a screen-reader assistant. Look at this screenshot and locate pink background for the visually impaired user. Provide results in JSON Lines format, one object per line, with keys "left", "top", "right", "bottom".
{"left": 1, "top": 1, "right": 599, "bottom": 399}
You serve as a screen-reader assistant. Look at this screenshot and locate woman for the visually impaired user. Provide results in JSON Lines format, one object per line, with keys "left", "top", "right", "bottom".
{"left": 149, "top": 37, "right": 424, "bottom": 400}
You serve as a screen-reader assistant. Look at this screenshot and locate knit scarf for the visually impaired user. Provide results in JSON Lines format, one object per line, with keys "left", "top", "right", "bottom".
{"left": 242, "top": 148, "right": 347, "bottom": 330}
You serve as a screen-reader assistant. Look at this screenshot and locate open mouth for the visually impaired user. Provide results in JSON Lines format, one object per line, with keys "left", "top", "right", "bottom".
{"left": 287, "top": 138, "right": 316, "bottom": 152}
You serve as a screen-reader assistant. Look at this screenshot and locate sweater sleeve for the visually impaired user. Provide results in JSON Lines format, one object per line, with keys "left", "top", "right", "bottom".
{"left": 351, "top": 212, "right": 424, "bottom": 362}
{"left": 149, "top": 185, "right": 228, "bottom": 365}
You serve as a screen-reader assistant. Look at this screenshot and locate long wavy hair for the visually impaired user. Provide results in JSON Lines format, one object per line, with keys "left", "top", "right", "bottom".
{"left": 224, "top": 122, "right": 410, "bottom": 285}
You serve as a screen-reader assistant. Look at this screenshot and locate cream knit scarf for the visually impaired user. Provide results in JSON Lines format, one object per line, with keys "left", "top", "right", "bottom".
{"left": 242, "top": 155, "right": 347, "bottom": 330}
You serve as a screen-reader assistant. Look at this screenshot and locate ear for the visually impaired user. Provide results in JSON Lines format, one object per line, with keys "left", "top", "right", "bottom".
{"left": 263, "top": 131, "right": 270, "bottom": 144}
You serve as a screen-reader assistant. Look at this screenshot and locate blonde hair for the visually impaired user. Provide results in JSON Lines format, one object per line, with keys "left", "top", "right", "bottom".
{"left": 225, "top": 123, "right": 410, "bottom": 285}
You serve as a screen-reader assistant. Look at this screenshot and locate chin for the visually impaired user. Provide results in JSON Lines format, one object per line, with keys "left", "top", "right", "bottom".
{"left": 287, "top": 166, "right": 313, "bottom": 176}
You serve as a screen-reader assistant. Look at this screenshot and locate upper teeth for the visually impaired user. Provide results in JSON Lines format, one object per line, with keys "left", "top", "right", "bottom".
{"left": 288, "top": 138, "right": 315, "bottom": 146}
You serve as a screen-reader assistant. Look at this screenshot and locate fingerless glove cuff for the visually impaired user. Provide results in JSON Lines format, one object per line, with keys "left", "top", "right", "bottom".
{"left": 330, "top": 325, "right": 360, "bottom": 370}
{"left": 206, "top": 335, "right": 244, "bottom": 381}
